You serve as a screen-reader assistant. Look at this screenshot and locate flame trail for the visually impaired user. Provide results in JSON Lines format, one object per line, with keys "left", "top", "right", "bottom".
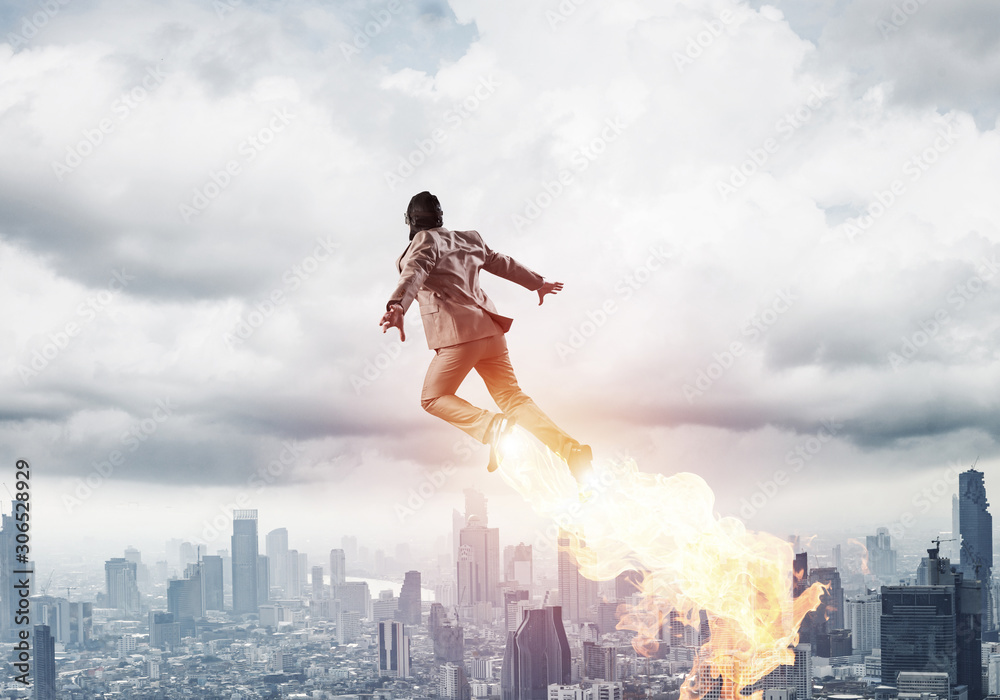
{"left": 496, "top": 429, "right": 825, "bottom": 700}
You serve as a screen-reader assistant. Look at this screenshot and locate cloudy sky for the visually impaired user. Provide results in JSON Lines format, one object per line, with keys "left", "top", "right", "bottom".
{"left": 2, "top": 0, "right": 998, "bottom": 568}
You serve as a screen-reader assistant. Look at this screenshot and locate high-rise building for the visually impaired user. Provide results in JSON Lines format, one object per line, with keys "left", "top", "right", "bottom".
{"left": 759, "top": 644, "right": 813, "bottom": 699}
{"left": 441, "top": 662, "right": 472, "bottom": 700}
{"left": 257, "top": 555, "right": 270, "bottom": 605}
{"left": 582, "top": 641, "right": 617, "bottom": 681}
{"left": 337, "top": 610, "right": 361, "bottom": 644}
{"left": 231, "top": 510, "right": 259, "bottom": 614}
{"left": 373, "top": 589, "right": 399, "bottom": 622}
{"left": 959, "top": 468, "right": 993, "bottom": 638}
{"left": 33, "top": 624, "right": 56, "bottom": 700}
{"left": 501, "top": 606, "right": 571, "bottom": 700}
{"left": 311, "top": 566, "right": 325, "bottom": 600}
{"left": 286, "top": 548, "right": 301, "bottom": 597}
{"left": 378, "top": 620, "right": 411, "bottom": 678}
{"left": 105, "top": 557, "right": 140, "bottom": 616}
{"left": 881, "top": 545, "right": 983, "bottom": 699}
{"left": 505, "top": 589, "right": 530, "bottom": 632}
{"left": 265, "top": 528, "right": 289, "bottom": 591}
{"left": 557, "top": 531, "right": 598, "bottom": 624}
{"left": 148, "top": 611, "right": 180, "bottom": 650}
{"left": 881, "top": 586, "right": 957, "bottom": 685}
{"left": 335, "top": 580, "right": 371, "bottom": 617}
{"left": 810, "top": 568, "right": 844, "bottom": 629}
{"left": 330, "top": 549, "right": 347, "bottom": 586}
{"left": 504, "top": 543, "right": 533, "bottom": 591}
{"left": 201, "top": 555, "right": 224, "bottom": 611}
{"left": 868, "top": 528, "right": 897, "bottom": 578}
{"left": 167, "top": 574, "right": 203, "bottom": 630}
{"left": 845, "top": 593, "right": 881, "bottom": 654}
{"left": 397, "top": 570, "right": 421, "bottom": 625}
{"left": 458, "top": 517, "right": 501, "bottom": 607}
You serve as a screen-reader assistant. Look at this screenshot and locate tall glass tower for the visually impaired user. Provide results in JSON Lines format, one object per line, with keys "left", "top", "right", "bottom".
{"left": 231, "top": 510, "right": 259, "bottom": 614}
{"left": 959, "top": 468, "right": 993, "bottom": 636}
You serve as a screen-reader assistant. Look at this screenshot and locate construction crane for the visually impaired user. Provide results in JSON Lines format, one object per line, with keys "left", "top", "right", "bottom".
{"left": 40, "top": 571, "right": 54, "bottom": 595}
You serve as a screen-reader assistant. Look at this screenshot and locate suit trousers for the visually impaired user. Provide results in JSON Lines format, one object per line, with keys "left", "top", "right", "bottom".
{"left": 420, "top": 333, "right": 578, "bottom": 461}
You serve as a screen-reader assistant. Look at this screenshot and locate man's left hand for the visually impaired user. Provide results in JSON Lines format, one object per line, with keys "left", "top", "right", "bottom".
{"left": 537, "top": 280, "right": 564, "bottom": 305}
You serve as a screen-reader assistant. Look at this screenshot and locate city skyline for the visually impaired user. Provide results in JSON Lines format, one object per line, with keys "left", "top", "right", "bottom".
{"left": 2, "top": 0, "right": 1000, "bottom": 555}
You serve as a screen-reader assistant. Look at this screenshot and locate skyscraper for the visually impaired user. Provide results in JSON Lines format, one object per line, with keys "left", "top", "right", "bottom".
{"left": 867, "top": 528, "right": 897, "bottom": 578}
{"left": 397, "top": 570, "right": 421, "bottom": 625}
{"left": 845, "top": 592, "right": 881, "bottom": 654}
{"left": 201, "top": 555, "right": 224, "bottom": 611}
{"left": 105, "top": 557, "right": 140, "bottom": 616}
{"left": 257, "top": 555, "right": 270, "bottom": 605}
{"left": 33, "top": 624, "right": 56, "bottom": 700}
{"left": 881, "top": 545, "right": 983, "bottom": 700}
{"left": 286, "top": 548, "right": 301, "bottom": 597}
{"left": 440, "top": 662, "right": 472, "bottom": 700}
{"left": 959, "top": 467, "right": 993, "bottom": 637}
{"left": 330, "top": 548, "right": 347, "bottom": 586}
{"left": 265, "top": 527, "right": 288, "bottom": 591}
{"left": 458, "top": 516, "right": 500, "bottom": 607}
{"left": 501, "top": 606, "right": 571, "bottom": 700}
{"left": 231, "top": 510, "right": 259, "bottom": 614}
{"left": 311, "top": 566, "right": 325, "bottom": 600}
{"left": 378, "top": 620, "right": 411, "bottom": 678}
{"left": 557, "top": 530, "right": 598, "bottom": 623}
{"left": 881, "top": 586, "right": 956, "bottom": 685}
{"left": 504, "top": 543, "right": 533, "bottom": 591}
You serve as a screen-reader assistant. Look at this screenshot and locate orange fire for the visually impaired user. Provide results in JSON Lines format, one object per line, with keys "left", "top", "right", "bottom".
{"left": 497, "top": 429, "right": 825, "bottom": 700}
{"left": 846, "top": 537, "right": 870, "bottom": 575}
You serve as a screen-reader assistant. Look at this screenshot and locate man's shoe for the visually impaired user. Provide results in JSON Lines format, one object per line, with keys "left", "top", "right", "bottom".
{"left": 486, "top": 414, "right": 515, "bottom": 472}
{"left": 567, "top": 444, "right": 593, "bottom": 481}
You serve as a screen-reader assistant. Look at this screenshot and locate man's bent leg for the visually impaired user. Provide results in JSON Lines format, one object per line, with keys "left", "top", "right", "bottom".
{"left": 421, "top": 337, "right": 496, "bottom": 443}
{"left": 475, "top": 335, "right": 579, "bottom": 460}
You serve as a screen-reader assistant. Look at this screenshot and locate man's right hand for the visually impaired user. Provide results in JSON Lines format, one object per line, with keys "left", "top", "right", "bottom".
{"left": 380, "top": 303, "right": 406, "bottom": 341}
{"left": 537, "top": 280, "right": 564, "bottom": 305}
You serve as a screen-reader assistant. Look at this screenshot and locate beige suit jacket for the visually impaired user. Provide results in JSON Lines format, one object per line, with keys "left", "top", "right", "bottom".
{"left": 389, "top": 227, "right": 544, "bottom": 349}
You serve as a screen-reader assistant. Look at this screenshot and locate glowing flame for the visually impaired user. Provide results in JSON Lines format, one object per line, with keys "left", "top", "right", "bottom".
{"left": 846, "top": 538, "right": 870, "bottom": 575}
{"left": 497, "top": 429, "right": 825, "bottom": 700}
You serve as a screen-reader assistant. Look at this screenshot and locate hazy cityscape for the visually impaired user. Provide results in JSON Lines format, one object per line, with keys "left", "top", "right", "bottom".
{"left": 2, "top": 466, "right": 997, "bottom": 700}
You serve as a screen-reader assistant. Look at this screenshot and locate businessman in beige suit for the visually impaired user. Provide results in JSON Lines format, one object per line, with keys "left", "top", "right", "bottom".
{"left": 380, "top": 191, "right": 592, "bottom": 479}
